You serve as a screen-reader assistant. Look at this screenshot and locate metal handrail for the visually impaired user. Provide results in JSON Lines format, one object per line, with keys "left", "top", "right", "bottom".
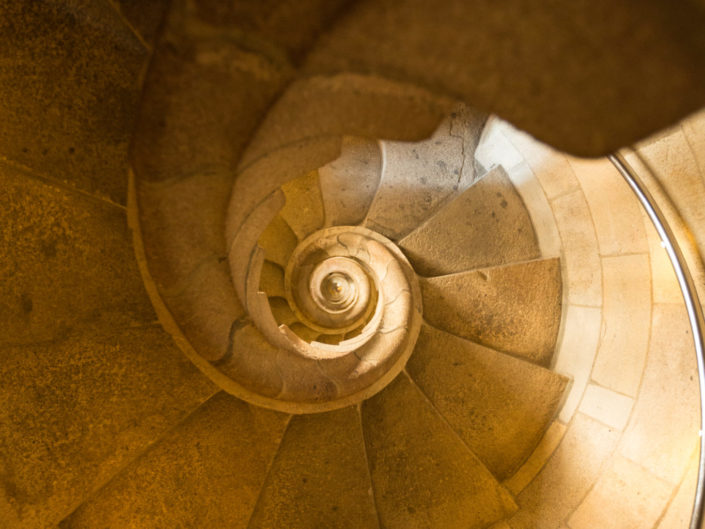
{"left": 609, "top": 152, "right": 705, "bottom": 529}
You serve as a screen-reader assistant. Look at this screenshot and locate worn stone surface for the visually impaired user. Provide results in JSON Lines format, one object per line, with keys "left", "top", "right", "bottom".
{"left": 420, "top": 258, "right": 562, "bottom": 365}
{"left": 0, "top": 1, "right": 147, "bottom": 204}
{"left": 362, "top": 374, "right": 517, "bottom": 529}
{"left": 248, "top": 406, "right": 379, "bottom": 529}
{"left": 508, "top": 413, "right": 620, "bottom": 529}
{"left": 319, "top": 137, "right": 382, "bottom": 227}
{"left": 578, "top": 384, "right": 634, "bottom": 432}
{"left": 591, "top": 254, "right": 651, "bottom": 397}
{"left": 240, "top": 74, "right": 455, "bottom": 168}
{"left": 280, "top": 170, "right": 325, "bottom": 240}
{"left": 60, "top": 393, "right": 288, "bottom": 529}
{"left": 572, "top": 157, "right": 648, "bottom": 256}
{"left": 553, "top": 305, "right": 601, "bottom": 423}
{"left": 304, "top": 0, "right": 705, "bottom": 156}
{"left": 551, "top": 190, "right": 602, "bottom": 307}
{"left": 258, "top": 215, "right": 299, "bottom": 268}
{"left": 0, "top": 325, "right": 217, "bottom": 529}
{"left": 132, "top": 29, "right": 290, "bottom": 183}
{"left": 0, "top": 166, "right": 155, "bottom": 348}
{"left": 407, "top": 324, "right": 568, "bottom": 479}
{"left": 657, "top": 451, "right": 699, "bottom": 529}
{"left": 399, "top": 166, "right": 541, "bottom": 276}
{"left": 568, "top": 455, "right": 672, "bottom": 529}
{"left": 618, "top": 303, "right": 699, "bottom": 484}
{"left": 364, "top": 107, "right": 487, "bottom": 241}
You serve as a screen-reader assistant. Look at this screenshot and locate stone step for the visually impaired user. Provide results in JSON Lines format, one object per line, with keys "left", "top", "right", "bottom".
{"left": 362, "top": 373, "right": 518, "bottom": 529}
{"left": 419, "top": 258, "right": 562, "bottom": 366}
{"left": 279, "top": 170, "right": 325, "bottom": 240}
{"left": 363, "top": 107, "right": 486, "bottom": 241}
{"left": 407, "top": 323, "right": 569, "bottom": 480}
{"left": 59, "top": 393, "right": 289, "bottom": 529}
{"left": 319, "top": 137, "right": 382, "bottom": 227}
{"left": 248, "top": 406, "right": 379, "bottom": 529}
{"left": 398, "top": 165, "right": 541, "bottom": 277}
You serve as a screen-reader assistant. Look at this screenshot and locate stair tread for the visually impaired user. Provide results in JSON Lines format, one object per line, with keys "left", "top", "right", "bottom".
{"left": 363, "top": 116, "right": 465, "bottom": 241}
{"left": 420, "top": 257, "right": 562, "bottom": 366}
{"left": 407, "top": 323, "right": 569, "bottom": 480}
{"left": 59, "top": 393, "right": 288, "bottom": 529}
{"left": 320, "top": 137, "right": 382, "bottom": 227}
{"left": 248, "top": 406, "right": 379, "bottom": 529}
{"left": 399, "top": 165, "right": 541, "bottom": 276}
{"left": 258, "top": 214, "right": 298, "bottom": 268}
{"left": 280, "top": 170, "right": 325, "bottom": 240}
{"left": 0, "top": 325, "right": 217, "bottom": 529}
{"left": 362, "top": 373, "right": 517, "bottom": 529}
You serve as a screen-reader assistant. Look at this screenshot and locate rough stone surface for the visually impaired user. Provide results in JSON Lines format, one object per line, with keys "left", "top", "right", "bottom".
{"left": 319, "top": 137, "right": 382, "bottom": 227}
{"left": 364, "top": 117, "right": 465, "bottom": 240}
{"left": 304, "top": 0, "right": 705, "bottom": 156}
{"left": 591, "top": 254, "right": 651, "bottom": 397}
{"left": 0, "top": 325, "right": 217, "bottom": 529}
{"left": 240, "top": 74, "right": 455, "bottom": 168}
{"left": 132, "top": 29, "right": 290, "bottom": 183}
{"left": 0, "top": 166, "right": 155, "bottom": 348}
{"left": 420, "top": 258, "right": 562, "bottom": 365}
{"left": 248, "top": 406, "right": 379, "bottom": 529}
{"left": 60, "top": 393, "right": 288, "bottom": 529}
{"left": 399, "top": 166, "right": 541, "bottom": 276}
{"left": 0, "top": 1, "right": 147, "bottom": 204}
{"left": 280, "top": 170, "right": 325, "bottom": 240}
{"left": 407, "top": 324, "right": 568, "bottom": 479}
{"left": 362, "top": 374, "right": 517, "bottom": 529}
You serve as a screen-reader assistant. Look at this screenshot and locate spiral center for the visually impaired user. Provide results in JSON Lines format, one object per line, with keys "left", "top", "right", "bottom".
{"left": 321, "top": 272, "right": 354, "bottom": 306}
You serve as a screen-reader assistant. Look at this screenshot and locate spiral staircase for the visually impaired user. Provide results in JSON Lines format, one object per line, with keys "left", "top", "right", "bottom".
{"left": 2, "top": 1, "right": 705, "bottom": 529}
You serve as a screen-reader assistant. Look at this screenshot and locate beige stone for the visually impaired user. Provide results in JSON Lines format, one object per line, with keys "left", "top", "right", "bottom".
{"left": 508, "top": 413, "right": 619, "bottom": 529}
{"left": 502, "top": 124, "right": 580, "bottom": 201}
{"left": 554, "top": 306, "right": 602, "bottom": 423}
{"left": 504, "top": 160, "right": 562, "bottom": 259}
{"left": 642, "top": 212, "right": 683, "bottom": 305}
{"left": 248, "top": 406, "right": 379, "bottom": 529}
{"left": 551, "top": 190, "right": 602, "bottom": 307}
{"left": 407, "top": 324, "right": 568, "bottom": 479}
{"left": 618, "top": 303, "right": 699, "bottom": 484}
{"left": 657, "top": 450, "right": 700, "bottom": 529}
{"left": 399, "top": 166, "right": 541, "bottom": 276}
{"left": 637, "top": 125, "right": 705, "bottom": 261}
{"left": 0, "top": 1, "right": 147, "bottom": 204}
{"left": 504, "top": 422, "right": 567, "bottom": 496}
{"left": 319, "top": 137, "right": 382, "bottom": 227}
{"left": 474, "top": 118, "right": 525, "bottom": 171}
{"left": 420, "top": 258, "right": 562, "bottom": 365}
{"left": 571, "top": 157, "right": 648, "bottom": 256}
{"left": 0, "top": 325, "right": 216, "bottom": 529}
{"left": 364, "top": 117, "right": 465, "bottom": 240}
{"left": 240, "top": 74, "right": 454, "bottom": 168}
{"left": 363, "top": 374, "right": 517, "bottom": 529}
{"left": 567, "top": 455, "right": 672, "bottom": 529}
{"left": 591, "top": 254, "right": 651, "bottom": 397}
{"left": 62, "top": 393, "right": 288, "bottom": 529}
{"left": 280, "top": 170, "right": 325, "bottom": 240}
{"left": 578, "top": 384, "right": 634, "bottom": 431}
{"left": 258, "top": 214, "right": 299, "bottom": 268}
{"left": 0, "top": 166, "right": 155, "bottom": 348}
{"left": 681, "top": 108, "right": 705, "bottom": 187}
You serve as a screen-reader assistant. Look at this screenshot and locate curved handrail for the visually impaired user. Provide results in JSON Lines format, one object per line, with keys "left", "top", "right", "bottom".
{"left": 609, "top": 152, "right": 705, "bottom": 529}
